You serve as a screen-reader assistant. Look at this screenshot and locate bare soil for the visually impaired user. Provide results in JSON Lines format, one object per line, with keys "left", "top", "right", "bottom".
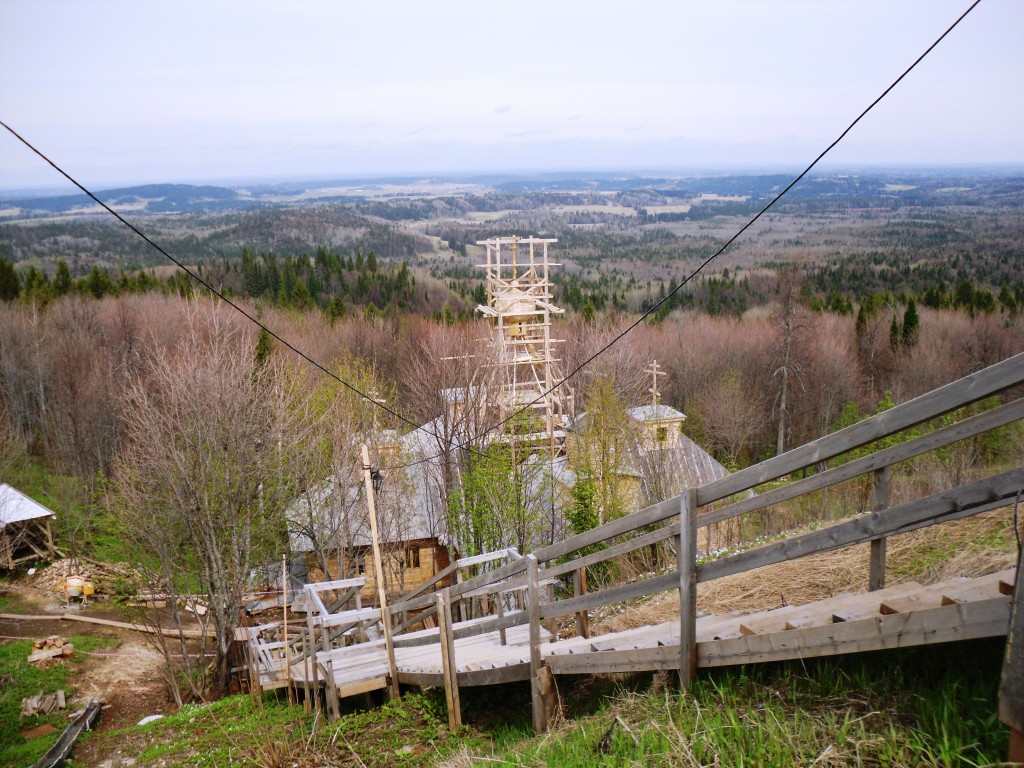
{"left": 1, "top": 582, "right": 182, "bottom": 766}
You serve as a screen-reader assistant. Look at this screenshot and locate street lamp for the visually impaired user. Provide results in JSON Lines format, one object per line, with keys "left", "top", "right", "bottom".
{"left": 370, "top": 468, "right": 384, "bottom": 495}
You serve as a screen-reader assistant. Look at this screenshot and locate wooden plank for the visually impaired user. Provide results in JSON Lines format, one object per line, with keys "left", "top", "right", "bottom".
{"left": 319, "top": 607, "right": 381, "bottom": 628}
{"left": 527, "top": 554, "right": 545, "bottom": 734}
{"left": 739, "top": 600, "right": 840, "bottom": 636}
{"left": 398, "top": 662, "right": 532, "bottom": 688}
{"left": 397, "top": 556, "right": 528, "bottom": 613}
{"left": 59, "top": 613, "right": 211, "bottom": 638}
{"left": 699, "top": 468, "right": 1024, "bottom": 584}
{"left": 1003, "top": 577, "right": 1016, "bottom": 596}
{"left": 437, "top": 590, "right": 461, "bottom": 730}
{"left": 546, "top": 645, "right": 679, "bottom": 675}
{"left": 1000, "top": 551, "right": 1024, "bottom": 752}
{"left": 335, "top": 676, "right": 388, "bottom": 699}
{"left": 540, "top": 571, "right": 678, "bottom": 620}
{"left": 701, "top": 597, "right": 1011, "bottom": 668}
{"left": 821, "top": 583, "right": 923, "bottom": 623}
{"left": 546, "top": 597, "right": 1012, "bottom": 675}
{"left": 442, "top": 588, "right": 461, "bottom": 728}
{"left": 679, "top": 487, "right": 697, "bottom": 688}
{"left": 880, "top": 586, "right": 960, "bottom": 615}
{"left": 941, "top": 570, "right": 1015, "bottom": 605}
{"left": 456, "top": 550, "right": 510, "bottom": 568}
{"left": 307, "top": 577, "right": 367, "bottom": 592}
{"left": 697, "top": 396, "right": 1024, "bottom": 530}
{"left": 696, "top": 353, "right": 1024, "bottom": 508}
{"left": 869, "top": 466, "right": 890, "bottom": 591}
{"left": 573, "top": 568, "right": 589, "bottom": 639}
{"left": 390, "top": 562, "right": 458, "bottom": 609}
{"left": 543, "top": 523, "right": 679, "bottom": 582}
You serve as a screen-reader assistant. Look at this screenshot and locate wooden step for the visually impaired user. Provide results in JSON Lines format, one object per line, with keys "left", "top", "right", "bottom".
{"left": 880, "top": 583, "right": 964, "bottom": 615}
{"left": 941, "top": 568, "right": 1016, "bottom": 605}
{"left": 830, "top": 582, "right": 924, "bottom": 622}
{"left": 740, "top": 597, "right": 855, "bottom": 636}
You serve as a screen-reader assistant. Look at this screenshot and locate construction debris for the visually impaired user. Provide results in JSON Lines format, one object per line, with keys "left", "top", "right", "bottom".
{"left": 27, "top": 636, "right": 74, "bottom": 664}
{"left": 21, "top": 690, "right": 67, "bottom": 717}
{"left": 29, "top": 699, "right": 101, "bottom": 768}
{"left": 31, "top": 557, "right": 141, "bottom": 600}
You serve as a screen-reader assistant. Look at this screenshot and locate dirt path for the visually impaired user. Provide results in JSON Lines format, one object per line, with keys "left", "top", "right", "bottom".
{"left": 2, "top": 582, "right": 178, "bottom": 766}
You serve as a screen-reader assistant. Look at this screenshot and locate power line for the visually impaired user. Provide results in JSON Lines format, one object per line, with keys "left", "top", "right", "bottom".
{"left": 1, "top": 0, "right": 982, "bottom": 473}
{"left": 0, "top": 118, "right": 453, "bottom": 463}
{"left": 473, "top": 0, "right": 983, "bottom": 444}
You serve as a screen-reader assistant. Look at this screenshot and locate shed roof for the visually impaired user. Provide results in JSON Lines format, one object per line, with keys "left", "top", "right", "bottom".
{"left": 0, "top": 484, "right": 57, "bottom": 527}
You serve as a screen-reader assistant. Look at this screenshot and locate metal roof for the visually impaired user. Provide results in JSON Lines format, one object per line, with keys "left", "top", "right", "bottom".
{"left": 0, "top": 484, "right": 57, "bottom": 527}
{"left": 626, "top": 404, "right": 686, "bottom": 423}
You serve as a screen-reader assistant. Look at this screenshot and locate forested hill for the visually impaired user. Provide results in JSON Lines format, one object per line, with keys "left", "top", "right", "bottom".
{"left": 0, "top": 204, "right": 430, "bottom": 272}
{"left": 1, "top": 183, "right": 253, "bottom": 216}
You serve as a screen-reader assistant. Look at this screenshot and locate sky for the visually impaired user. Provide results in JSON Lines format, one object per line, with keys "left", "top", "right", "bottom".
{"left": 1, "top": 0, "right": 1022, "bottom": 191}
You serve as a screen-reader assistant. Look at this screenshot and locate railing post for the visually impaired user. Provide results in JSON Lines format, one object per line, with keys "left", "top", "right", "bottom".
{"left": 527, "top": 554, "right": 547, "bottom": 733}
{"left": 495, "top": 593, "right": 507, "bottom": 646}
{"left": 437, "top": 589, "right": 461, "bottom": 731}
{"left": 869, "top": 466, "right": 891, "bottom": 591}
{"left": 573, "top": 566, "right": 590, "bottom": 639}
{"left": 305, "top": 595, "right": 321, "bottom": 717}
{"left": 999, "top": 544, "right": 1024, "bottom": 762}
{"left": 678, "top": 487, "right": 697, "bottom": 689}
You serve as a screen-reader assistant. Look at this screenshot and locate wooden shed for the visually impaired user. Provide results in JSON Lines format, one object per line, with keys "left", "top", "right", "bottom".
{"left": 0, "top": 483, "right": 57, "bottom": 568}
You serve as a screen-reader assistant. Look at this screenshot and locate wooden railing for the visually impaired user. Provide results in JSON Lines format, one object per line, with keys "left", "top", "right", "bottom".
{"left": 382, "top": 351, "right": 1024, "bottom": 728}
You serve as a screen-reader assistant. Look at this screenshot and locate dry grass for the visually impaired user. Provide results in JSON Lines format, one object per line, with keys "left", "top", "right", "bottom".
{"left": 592, "top": 507, "right": 1019, "bottom": 635}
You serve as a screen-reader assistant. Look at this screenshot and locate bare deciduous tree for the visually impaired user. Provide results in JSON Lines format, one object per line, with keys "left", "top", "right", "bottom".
{"left": 115, "top": 305, "right": 305, "bottom": 695}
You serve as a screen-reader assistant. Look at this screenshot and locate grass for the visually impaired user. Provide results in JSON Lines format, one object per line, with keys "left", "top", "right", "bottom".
{"left": 5, "top": 454, "right": 128, "bottom": 564}
{"left": 90, "top": 688, "right": 499, "bottom": 768}
{"left": 74, "top": 638, "right": 1008, "bottom": 767}
{"left": 490, "top": 639, "right": 1009, "bottom": 767}
{"left": 0, "top": 634, "right": 115, "bottom": 768}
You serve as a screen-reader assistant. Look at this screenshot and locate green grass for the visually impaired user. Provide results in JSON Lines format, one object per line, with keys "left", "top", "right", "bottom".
{"left": 90, "top": 688, "right": 496, "bottom": 768}
{"left": 490, "top": 639, "right": 1009, "bottom": 767}
{"left": 4, "top": 455, "right": 128, "bottom": 564}
{"left": 0, "top": 634, "right": 115, "bottom": 768}
{"left": 77, "top": 639, "right": 1008, "bottom": 767}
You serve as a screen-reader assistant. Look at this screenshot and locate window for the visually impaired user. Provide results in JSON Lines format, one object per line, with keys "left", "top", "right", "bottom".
{"left": 406, "top": 546, "right": 421, "bottom": 569}
{"left": 656, "top": 426, "right": 668, "bottom": 443}
{"left": 356, "top": 553, "right": 366, "bottom": 575}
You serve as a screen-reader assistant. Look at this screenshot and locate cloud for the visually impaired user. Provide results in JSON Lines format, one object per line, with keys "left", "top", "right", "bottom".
{"left": 494, "top": 104, "right": 513, "bottom": 114}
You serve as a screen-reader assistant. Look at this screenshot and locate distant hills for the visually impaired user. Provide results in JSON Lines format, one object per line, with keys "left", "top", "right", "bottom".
{"left": 3, "top": 168, "right": 1023, "bottom": 222}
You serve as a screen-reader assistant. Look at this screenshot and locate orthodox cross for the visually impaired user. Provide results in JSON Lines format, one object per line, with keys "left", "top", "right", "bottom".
{"left": 645, "top": 360, "right": 666, "bottom": 409}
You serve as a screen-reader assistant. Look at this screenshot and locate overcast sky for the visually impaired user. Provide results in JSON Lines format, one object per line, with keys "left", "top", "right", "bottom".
{"left": 2, "top": 0, "right": 1022, "bottom": 190}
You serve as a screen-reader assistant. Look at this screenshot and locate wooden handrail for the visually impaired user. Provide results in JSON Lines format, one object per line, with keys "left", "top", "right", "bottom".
{"left": 696, "top": 351, "right": 1024, "bottom": 507}
{"left": 697, "top": 396, "right": 1024, "bottom": 529}
{"left": 699, "top": 468, "right": 1024, "bottom": 583}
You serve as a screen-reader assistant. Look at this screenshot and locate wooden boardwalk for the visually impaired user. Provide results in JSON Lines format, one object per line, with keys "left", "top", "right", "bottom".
{"left": 245, "top": 352, "right": 1024, "bottom": 733}
{"left": 250, "top": 568, "right": 1012, "bottom": 691}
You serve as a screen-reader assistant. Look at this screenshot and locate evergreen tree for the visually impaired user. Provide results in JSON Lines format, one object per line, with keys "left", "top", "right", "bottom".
{"left": 889, "top": 314, "right": 902, "bottom": 352}
{"left": 85, "top": 266, "right": 114, "bottom": 299}
{"left": 901, "top": 299, "right": 920, "bottom": 347}
{"left": 53, "top": 259, "right": 72, "bottom": 296}
{"left": 0, "top": 256, "right": 19, "bottom": 301}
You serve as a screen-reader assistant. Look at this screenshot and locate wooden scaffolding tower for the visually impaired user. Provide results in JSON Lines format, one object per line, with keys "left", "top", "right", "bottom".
{"left": 475, "top": 236, "right": 570, "bottom": 454}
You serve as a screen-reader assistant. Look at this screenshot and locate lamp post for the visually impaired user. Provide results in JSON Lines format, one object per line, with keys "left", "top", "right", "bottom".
{"left": 361, "top": 444, "right": 399, "bottom": 699}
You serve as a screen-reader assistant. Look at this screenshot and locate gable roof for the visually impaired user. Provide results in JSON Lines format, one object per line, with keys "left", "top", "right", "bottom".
{"left": 0, "top": 484, "right": 57, "bottom": 527}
